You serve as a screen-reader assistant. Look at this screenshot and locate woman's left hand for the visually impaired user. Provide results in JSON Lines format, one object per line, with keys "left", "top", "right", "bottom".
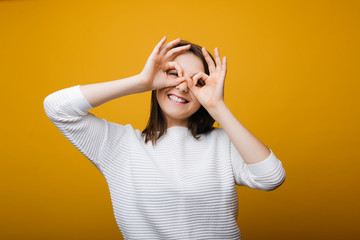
{"left": 186, "top": 47, "right": 227, "bottom": 110}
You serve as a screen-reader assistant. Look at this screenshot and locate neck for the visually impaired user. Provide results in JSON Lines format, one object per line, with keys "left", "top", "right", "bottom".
{"left": 166, "top": 118, "right": 188, "bottom": 128}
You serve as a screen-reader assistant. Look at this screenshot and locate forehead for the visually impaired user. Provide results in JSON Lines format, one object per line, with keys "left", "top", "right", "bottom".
{"left": 172, "top": 53, "right": 205, "bottom": 75}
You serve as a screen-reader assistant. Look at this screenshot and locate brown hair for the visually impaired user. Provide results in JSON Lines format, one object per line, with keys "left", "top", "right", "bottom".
{"left": 141, "top": 40, "right": 217, "bottom": 146}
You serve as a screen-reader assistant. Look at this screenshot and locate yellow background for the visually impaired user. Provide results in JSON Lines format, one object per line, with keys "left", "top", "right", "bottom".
{"left": 1, "top": 0, "right": 359, "bottom": 239}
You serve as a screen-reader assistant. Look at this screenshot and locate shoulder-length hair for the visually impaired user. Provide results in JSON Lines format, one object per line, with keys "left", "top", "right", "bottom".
{"left": 141, "top": 40, "right": 217, "bottom": 146}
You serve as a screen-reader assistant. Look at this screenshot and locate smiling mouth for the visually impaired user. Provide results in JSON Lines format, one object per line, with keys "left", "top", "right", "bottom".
{"left": 167, "top": 94, "right": 189, "bottom": 104}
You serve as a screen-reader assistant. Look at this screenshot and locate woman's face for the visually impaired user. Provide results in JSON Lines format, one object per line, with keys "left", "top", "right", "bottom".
{"left": 156, "top": 52, "right": 204, "bottom": 128}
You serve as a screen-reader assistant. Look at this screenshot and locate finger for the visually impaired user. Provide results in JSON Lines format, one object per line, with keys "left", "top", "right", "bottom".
{"left": 164, "top": 44, "right": 191, "bottom": 60}
{"left": 152, "top": 36, "right": 167, "bottom": 55}
{"left": 202, "top": 47, "right": 216, "bottom": 73}
{"left": 159, "top": 38, "right": 181, "bottom": 56}
{"left": 222, "top": 56, "right": 227, "bottom": 76}
{"left": 214, "top": 47, "right": 222, "bottom": 70}
{"left": 163, "top": 61, "right": 183, "bottom": 77}
{"left": 166, "top": 76, "right": 186, "bottom": 88}
{"left": 186, "top": 77, "right": 201, "bottom": 97}
{"left": 192, "top": 71, "right": 209, "bottom": 87}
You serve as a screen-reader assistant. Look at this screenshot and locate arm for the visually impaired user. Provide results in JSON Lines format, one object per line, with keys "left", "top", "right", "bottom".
{"left": 79, "top": 36, "right": 190, "bottom": 108}
{"left": 43, "top": 85, "right": 110, "bottom": 171}
{"left": 43, "top": 36, "right": 190, "bottom": 169}
{"left": 208, "top": 102, "right": 271, "bottom": 164}
{"left": 78, "top": 74, "right": 148, "bottom": 108}
{"left": 209, "top": 102, "right": 286, "bottom": 191}
{"left": 43, "top": 75, "right": 150, "bottom": 170}
{"left": 186, "top": 47, "right": 286, "bottom": 191}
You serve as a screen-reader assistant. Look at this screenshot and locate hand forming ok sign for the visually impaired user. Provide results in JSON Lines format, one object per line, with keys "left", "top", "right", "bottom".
{"left": 185, "top": 47, "right": 227, "bottom": 110}
{"left": 139, "top": 36, "right": 190, "bottom": 91}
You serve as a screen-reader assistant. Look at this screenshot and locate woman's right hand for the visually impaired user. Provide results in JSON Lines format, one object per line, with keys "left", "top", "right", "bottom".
{"left": 138, "top": 36, "right": 191, "bottom": 91}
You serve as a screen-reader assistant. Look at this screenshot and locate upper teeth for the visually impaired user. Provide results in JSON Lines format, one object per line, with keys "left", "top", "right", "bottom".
{"left": 169, "top": 95, "right": 186, "bottom": 103}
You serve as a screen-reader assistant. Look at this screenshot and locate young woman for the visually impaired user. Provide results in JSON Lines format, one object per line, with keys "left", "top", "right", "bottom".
{"left": 44, "top": 36, "right": 286, "bottom": 240}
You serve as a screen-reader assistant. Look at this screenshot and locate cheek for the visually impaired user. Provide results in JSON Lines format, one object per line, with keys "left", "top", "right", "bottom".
{"left": 190, "top": 97, "right": 202, "bottom": 112}
{"left": 190, "top": 92, "right": 200, "bottom": 104}
{"left": 156, "top": 90, "right": 171, "bottom": 110}
{"left": 194, "top": 102, "right": 202, "bottom": 111}
{"left": 156, "top": 90, "right": 165, "bottom": 101}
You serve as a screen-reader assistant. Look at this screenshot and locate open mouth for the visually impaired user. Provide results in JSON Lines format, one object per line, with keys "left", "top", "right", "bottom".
{"left": 167, "top": 94, "right": 189, "bottom": 104}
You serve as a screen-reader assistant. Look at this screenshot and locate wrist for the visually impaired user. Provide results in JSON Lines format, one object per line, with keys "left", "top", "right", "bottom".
{"left": 206, "top": 100, "right": 225, "bottom": 112}
{"left": 206, "top": 100, "right": 227, "bottom": 118}
{"left": 136, "top": 73, "right": 154, "bottom": 92}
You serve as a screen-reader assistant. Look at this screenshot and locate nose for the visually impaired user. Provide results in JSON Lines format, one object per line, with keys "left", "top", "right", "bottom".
{"left": 176, "top": 81, "right": 189, "bottom": 93}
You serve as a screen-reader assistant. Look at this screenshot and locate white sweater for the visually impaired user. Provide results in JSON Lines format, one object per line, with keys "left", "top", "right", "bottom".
{"left": 43, "top": 85, "right": 286, "bottom": 240}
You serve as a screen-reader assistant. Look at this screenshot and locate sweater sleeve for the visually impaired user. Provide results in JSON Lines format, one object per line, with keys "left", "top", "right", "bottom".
{"left": 230, "top": 141, "right": 286, "bottom": 191}
{"left": 43, "top": 85, "right": 109, "bottom": 171}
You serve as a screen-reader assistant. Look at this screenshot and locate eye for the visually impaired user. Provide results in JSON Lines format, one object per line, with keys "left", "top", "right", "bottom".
{"left": 196, "top": 79, "right": 206, "bottom": 87}
{"left": 167, "top": 71, "right": 178, "bottom": 77}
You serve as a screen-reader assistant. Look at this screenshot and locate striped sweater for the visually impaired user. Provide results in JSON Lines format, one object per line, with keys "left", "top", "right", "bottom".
{"left": 43, "top": 85, "right": 286, "bottom": 240}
